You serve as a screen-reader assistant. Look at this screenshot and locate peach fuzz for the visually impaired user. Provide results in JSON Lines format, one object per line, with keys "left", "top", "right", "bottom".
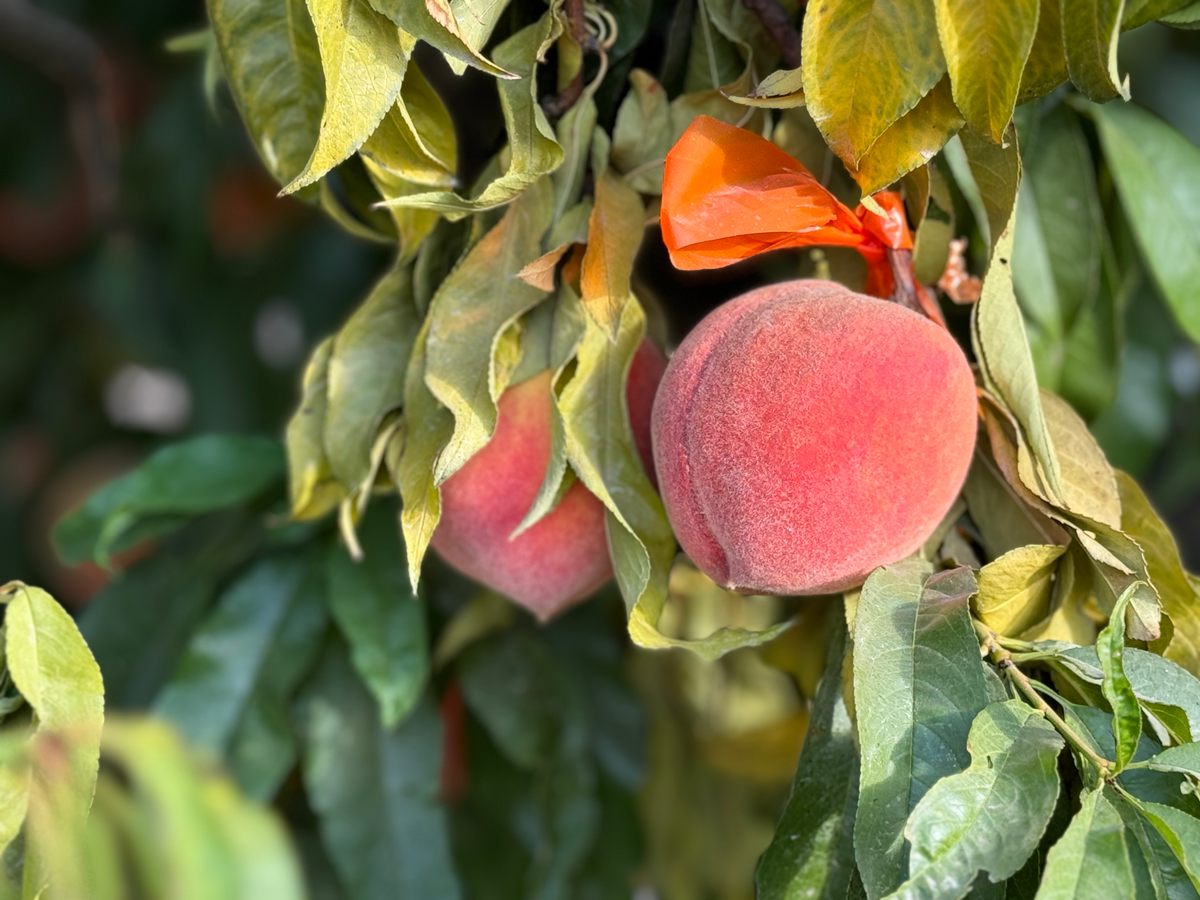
{"left": 431, "top": 339, "right": 665, "bottom": 621}
{"left": 651, "top": 279, "right": 977, "bottom": 596}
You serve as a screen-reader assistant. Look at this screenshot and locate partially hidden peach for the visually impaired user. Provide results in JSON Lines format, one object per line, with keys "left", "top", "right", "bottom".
{"left": 651, "top": 279, "right": 977, "bottom": 595}
{"left": 431, "top": 339, "right": 665, "bottom": 620}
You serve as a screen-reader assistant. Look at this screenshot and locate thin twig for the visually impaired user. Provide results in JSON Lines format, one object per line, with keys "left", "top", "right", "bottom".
{"left": 541, "top": 0, "right": 594, "bottom": 119}
{"left": 740, "top": 0, "right": 800, "bottom": 68}
{"left": 887, "top": 248, "right": 947, "bottom": 327}
{"left": 974, "top": 621, "right": 1116, "bottom": 781}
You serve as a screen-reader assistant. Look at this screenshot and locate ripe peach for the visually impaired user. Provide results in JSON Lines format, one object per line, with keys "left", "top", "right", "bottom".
{"left": 431, "top": 340, "right": 664, "bottom": 620}
{"left": 651, "top": 280, "right": 977, "bottom": 595}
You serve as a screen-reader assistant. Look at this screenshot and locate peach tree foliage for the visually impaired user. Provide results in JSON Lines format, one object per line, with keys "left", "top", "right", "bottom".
{"left": 4, "top": 1, "right": 1200, "bottom": 898}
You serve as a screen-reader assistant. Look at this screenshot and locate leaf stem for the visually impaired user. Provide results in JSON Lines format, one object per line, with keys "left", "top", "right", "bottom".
{"left": 973, "top": 621, "right": 1116, "bottom": 781}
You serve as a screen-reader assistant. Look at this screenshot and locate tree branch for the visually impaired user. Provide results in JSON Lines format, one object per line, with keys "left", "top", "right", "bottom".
{"left": 740, "top": 0, "right": 800, "bottom": 69}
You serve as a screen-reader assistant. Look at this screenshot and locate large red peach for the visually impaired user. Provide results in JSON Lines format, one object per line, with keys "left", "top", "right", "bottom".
{"left": 431, "top": 340, "right": 664, "bottom": 620}
{"left": 651, "top": 280, "right": 977, "bottom": 595}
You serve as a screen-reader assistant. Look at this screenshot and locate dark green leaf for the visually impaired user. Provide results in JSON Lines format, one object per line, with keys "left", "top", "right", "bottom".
{"left": 1061, "top": 0, "right": 1129, "bottom": 101}
{"left": 1124, "top": 797, "right": 1200, "bottom": 892}
{"left": 756, "top": 608, "right": 857, "bottom": 900}
{"left": 888, "top": 700, "right": 1064, "bottom": 899}
{"left": 297, "top": 643, "right": 460, "bottom": 900}
{"left": 1098, "top": 584, "right": 1144, "bottom": 772}
{"left": 54, "top": 435, "right": 284, "bottom": 566}
{"left": 853, "top": 562, "right": 992, "bottom": 897}
{"left": 328, "top": 511, "right": 428, "bottom": 729}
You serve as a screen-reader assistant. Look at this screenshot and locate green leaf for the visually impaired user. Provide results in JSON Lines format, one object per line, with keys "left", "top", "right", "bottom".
{"left": 1116, "top": 475, "right": 1200, "bottom": 677}
{"left": 1098, "top": 583, "right": 1145, "bottom": 772}
{"left": 1089, "top": 100, "right": 1200, "bottom": 344}
{"left": 381, "top": 17, "right": 563, "bottom": 214}
{"left": 1052, "top": 646, "right": 1200, "bottom": 743}
{"left": 580, "top": 171, "right": 644, "bottom": 338}
{"left": 1062, "top": 0, "right": 1130, "bottom": 101}
{"left": 852, "top": 78, "right": 964, "bottom": 195}
{"left": 611, "top": 69, "right": 671, "bottom": 194}
{"left": 367, "top": 0, "right": 514, "bottom": 78}
{"left": 286, "top": 337, "right": 344, "bottom": 520}
{"left": 208, "top": 0, "right": 323, "bottom": 189}
{"left": 1123, "top": 797, "right": 1200, "bottom": 891}
{"left": 1137, "top": 742, "right": 1200, "bottom": 778}
{"left": 853, "top": 562, "right": 993, "bottom": 897}
{"left": 972, "top": 211, "right": 1064, "bottom": 503}
{"left": 327, "top": 512, "right": 428, "bottom": 729}
{"left": 297, "top": 644, "right": 461, "bottom": 900}
{"left": 1034, "top": 787, "right": 1135, "bottom": 900}
{"left": 887, "top": 700, "right": 1065, "bottom": 899}
{"left": 324, "top": 259, "right": 421, "bottom": 489}
{"left": 1123, "top": 0, "right": 1196, "bottom": 27}
{"left": 155, "top": 555, "right": 310, "bottom": 751}
{"left": 54, "top": 435, "right": 284, "bottom": 566}
{"left": 1013, "top": 104, "right": 1111, "bottom": 416}
{"left": 424, "top": 178, "right": 553, "bottom": 484}
{"left": 801, "top": 0, "right": 946, "bottom": 166}
{"left": 1162, "top": 0, "right": 1200, "bottom": 25}
{"left": 960, "top": 125, "right": 1021, "bottom": 257}
{"left": 756, "top": 608, "right": 858, "bottom": 900}
{"left": 934, "top": 0, "right": 1038, "bottom": 142}
{"left": 976, "top": 544, "right": 1067, "bottom": 637}
{"left": 1019, "top": 0, "right": 1068, "bottom": 100}
{"left": 281, "top": 0, "right": 412, "bottom": 194}
{"left": 2, "top": 583, "right": 104, "bottom": 833}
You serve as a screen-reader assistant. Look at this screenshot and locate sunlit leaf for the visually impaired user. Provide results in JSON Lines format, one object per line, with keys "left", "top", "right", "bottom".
{"left": 936, "top": 0, "right": 1037, "bottom": 142}
{"left": 801, "top": 0, "right": 946, "bottom": 166}
{"left": 1034, "top": 787, "right": 1134, "bottom": 899}
{"left": 852, "top": 78, "right": 964, "bottom": 195}
{"left": 888, "top": 700, "right": 1064, "bottom": 899}
{"left": 1097, "top": 584, "right": 1144, "bottom": 772}
{"left": 853, "top": 562, "right": 992, "bottom": 897}
{"left": 367, "top": 0, "right": 514, "bottom": 78}
{"left": 1122, "top": 796, "right": 1200, "bottom": 892}
{"left": 281, "top": 0, "right": 412, "bottom": 194}
{"left": 976, "top": 544, "right": 1067, "bottom": 637}
{"left": 726, "top": 67, "right": 805, "bottom": 109}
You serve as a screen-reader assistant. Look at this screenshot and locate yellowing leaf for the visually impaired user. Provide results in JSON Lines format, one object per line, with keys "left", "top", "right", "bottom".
{"left": 367, "top": 0, "right": 514, "bottom": 78}
{"left": 381, "top": 17, "right": 563, "bottom": 214}
{"left": 282, "top": 0, "right": 413, "bottom": 194}
{"left": 726, "top": 67, "right": 806, "bottom": 109}
{"left": 977, "top": 544, "right": 1067, "bottom": 636}
{"left": 286, "top": 337, "right": 344, "bottom": 520}
{"left": 1019, "top": 0, "right": 1068, "bottom": 100}
{"left": 852, "top": 78, "right": 964, "bottom": 194}
{"left": 1117, "top": 471, "right": 1200, "bottom": 674}
{"left": 935, "top": 0, "right": 1038, "bottom": 142}
{"left": 580, "top": 172, "right": 645, "bottom": 338}
{"left": 1062, "top": 0, "right": 1130, "bottom": 101}
{"left": 802, "top": 0, "right": 946, "bottom": 166}
{"left": 360, "top": 63, "right": 456, "bottom": 188}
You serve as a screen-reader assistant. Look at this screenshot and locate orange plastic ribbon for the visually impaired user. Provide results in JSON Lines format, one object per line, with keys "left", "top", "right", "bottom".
{"left": 660, "top": 115, "right": 914, "bottom": 299}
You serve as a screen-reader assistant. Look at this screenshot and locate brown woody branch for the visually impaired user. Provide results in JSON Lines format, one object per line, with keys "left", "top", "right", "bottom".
{"left": 741, "top": 0, "right": 800, "bottom": 69}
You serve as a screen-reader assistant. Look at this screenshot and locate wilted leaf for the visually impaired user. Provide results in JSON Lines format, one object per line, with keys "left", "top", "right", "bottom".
{"left": 54, "top": 435, "right": 284, "bottom": 566}
{"left": 208, "top": 0, "right": 323, "bottom": 189}
{"left": 1062, "top": 0, "right": 1130, "bottom": 101}
{"left": 327, "top": 512, "right": 428, "bottom": 729}
{"left": 756, "top": 610, "right": 857, "bottom": 900}
{"left": 1117, "top": 471, "right": 1200, "bottom": 674}
{"left": 424, "top": 178, "right": 553, "bottom": 483}
{"left": 282, "top": 0, "right": 412, "bottom": 194}
{"left": 801, "top": 0, "right": 946, "bottom": 166}
{"left": 1097, "top": 584, "right": 1144, "bottom": 772}
{"left": 155, "top": 555, "right": 310, "bottom": 751}
{"left": 580, "top": 171, "right": 644, "bottom": 337}
{"left": 888, "top": 700, "right": 1064, "bottom": 899}
{"left": 1089, "top": 101, "right": 1200, "bottom": 343}
{"left": 286, "top": 338, "right": 344, "bottom": 520}
{"left": 935, "top": 0, "right": 1037, "bottom": 141}
{"left": 853, "top": 562, "right": 992, "bottom": 897}
{"left": 1034, "top": 787, "right": 1134, "bottom": 899}
{"left": 298, "top": 645, "right": 461, "bottom": 900}
{"left": 323, "top": 260, "right": 421, "bottom": 494}
{"left": 976, "top": 544, "right": 1067, "bottom": 637}
{"left": 972, "top": 212, "right": 1064, "bottom": 503}
{"left": 382, "top": 17, "right": 563, "bottom": 214}
{"left": 852, "top": 78, "right": 964, "bottom": 195}
{"left": 368, "top": 0, "right": 514, "bottom": 78}
{"left": 2, "top": 583, "right": 104, "bottom": 834}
